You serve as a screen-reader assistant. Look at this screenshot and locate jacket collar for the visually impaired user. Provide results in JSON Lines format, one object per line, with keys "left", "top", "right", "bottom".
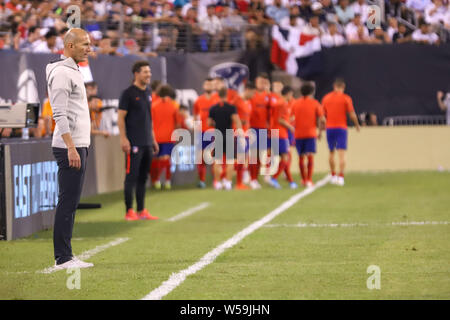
{"left": 61, "top": 55, "right": 79, "bottom": 71}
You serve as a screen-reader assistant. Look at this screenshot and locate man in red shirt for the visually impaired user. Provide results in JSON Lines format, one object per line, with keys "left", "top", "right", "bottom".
{"left": 151, "top": 85, "right": 181, "bottom": 190}
{"left": 321, "top": 78, "right": 360, "bottom": 186}
{"left": 292, "top": 82, "right": 326, "bottom": 187}
{"left": 248, "top": 73, "right": 271, "bottom": 189}
{"left": 193, "top": 78, "right": 218, "bottom": 188}
{"left": 269, "top": 85, "right": 297, "bottom": 189}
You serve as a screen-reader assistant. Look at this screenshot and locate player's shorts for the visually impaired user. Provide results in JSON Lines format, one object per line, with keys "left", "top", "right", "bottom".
{"left": 277, "top": 138, "right": 290, "bottom": 155}
{"left": 295, "top": 138, "right": 317, "bottom": 155}
{"left": 197, "top": 131, "right": 215, "bottom": 150}
{"left": 157, "top": 142, "right": 174, "bottom": 157}
{"left": 288, "top": 130, "right": 295, "bottom": 146}
{"left": 248, "top": 128, "right": 269, "bottom": 152}
{"left": 235, "top": 136, "right": 249, "bottom": 155}
{"left": 326, "top": 128, "right": 348, "bottom": 151}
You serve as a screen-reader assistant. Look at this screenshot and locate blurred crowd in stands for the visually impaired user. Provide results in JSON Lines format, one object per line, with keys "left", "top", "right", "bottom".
{"left": 0, "top": 0, "right": 448, "bottom": 54}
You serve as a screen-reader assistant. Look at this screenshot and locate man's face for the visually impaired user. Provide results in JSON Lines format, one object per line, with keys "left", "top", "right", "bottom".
{"left": 255, "top": 77, "right": 266, "bottom": 91}
{"left": 72, "top": 34, "right": 91, "bottom": 62}
{"left": 244, "top": 88, "right": 255, "bottom": 100}
{"left": 47, "top": 36, "right": 56, "bottom": 48}
{"left": 272, "top": 81, "right": 283, "bottom": 94}
{"left": 136, "top": 66, "right": 152, "bottom": 85}
{"left": 214, "top": 79, "right": 226, "bottom": 91}
{"left": 203, "top": 80, "right": 213, "bottom": 93}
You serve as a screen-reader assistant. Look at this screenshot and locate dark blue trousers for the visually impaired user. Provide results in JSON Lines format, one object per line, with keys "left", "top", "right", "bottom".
{"left": 52, "top": 147, "right": 87, "bottom": 265}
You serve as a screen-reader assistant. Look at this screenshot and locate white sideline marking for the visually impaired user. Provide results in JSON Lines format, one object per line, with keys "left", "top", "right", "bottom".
{"left": 264, "top": 221, "right": 449, "bottom": 228}
{"left": 167, "top": 202, "right": 210, "bottom": 222}
{"left": 142, "top": 175, "right": 331, "bottom": 300}
{"left": 37, "top": 237, "right": 130, "bottom": 274}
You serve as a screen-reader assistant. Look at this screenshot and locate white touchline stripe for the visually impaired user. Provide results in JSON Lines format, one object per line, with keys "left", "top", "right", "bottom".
{"left": 37, "top": 237, "right": 130, "bottom": 274}
{"left": 166, "top": 202, "right": 211, "bottom": 222}
{"left": 142, "top": 175, "right": 331, "bottom": 300}
{"left": 264, "top": 221, "right": 450, "bottom": 228}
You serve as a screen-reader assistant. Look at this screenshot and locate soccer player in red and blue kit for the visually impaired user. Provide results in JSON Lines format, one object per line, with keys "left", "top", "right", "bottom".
{"left": 321, "top": 78, "right": 360, "bottom": 186}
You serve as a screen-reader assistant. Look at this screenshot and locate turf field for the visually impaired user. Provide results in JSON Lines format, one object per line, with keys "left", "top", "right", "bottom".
{"left": 0, "top": 171, "right": 449, "bottom": 300}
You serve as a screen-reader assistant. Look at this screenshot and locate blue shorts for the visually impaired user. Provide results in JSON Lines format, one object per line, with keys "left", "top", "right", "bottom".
{"left": 197, "top": 132, "right": 215, "bottom": 150}
{"left": 295, "top": 138, "right": 316, "bottom": 155}
{"left": 236, "top": 136, "right": 250, "bottom": 155}
{"left": 288, "top": 130, "right": 295, "bottom": 146}
{"left": 248, "top": 128, "right": 269, "bottom": 152}
{"left": 278, "top": 138, "right": 290, "bottom": 155}
{"left": 157, "top": 143, "right": 174, "bottom": 157}
{"left": 326, "top": 128, "right": 347, "bottom": 151}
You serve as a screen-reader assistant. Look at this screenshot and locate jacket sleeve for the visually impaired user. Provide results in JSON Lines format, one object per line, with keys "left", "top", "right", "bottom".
{"left": 48, "top": 67, "right": 71, "bottom": 135}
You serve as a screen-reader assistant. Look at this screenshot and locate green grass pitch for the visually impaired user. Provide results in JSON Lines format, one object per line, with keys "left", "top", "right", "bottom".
{"left": 0, "top": 171, "right": 449, "bottom": 300}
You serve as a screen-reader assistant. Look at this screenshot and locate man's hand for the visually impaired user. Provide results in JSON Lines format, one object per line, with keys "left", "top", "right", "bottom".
{"left": 121, "top": 137, "right": 131, "bottom": 154}
{"left": 152, "top": 141, "right": 159, "bottom": 155}
{"left": 68, "top": 147, "right": 81, "bottom": 169}
{"left": 437, "top": 91, "right": 444, "bottom": 100}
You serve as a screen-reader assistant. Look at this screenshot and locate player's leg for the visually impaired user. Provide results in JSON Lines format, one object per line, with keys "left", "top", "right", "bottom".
{"left": 197, "top": 132, "right": 208, "bottom": 188}
{"left": 248, "top": 128, "right": 262, "bottom": 189}
{"left": 336, "top": 129, "right": 348, "bottom": 186}
{"left": 305, "top": 138, "right": 317, "bottom": 187}
{"left": 52, "top": 147, "right": 88, "bottom": 265}
{"left": 326, "top": 129, "right": 338, "bottom": 184}
{"left": 136, "top": 146, "right": 158, "bottom": 219}
{"left": 124, "top": 149, "right": 142, "bottom": 220}
{"left": 295, "top": 139, "right": 307, "bottom": 186}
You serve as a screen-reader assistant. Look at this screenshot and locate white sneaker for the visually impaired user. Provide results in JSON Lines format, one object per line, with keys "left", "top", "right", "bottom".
{"left": 54, "top": 258, "right": 94, "bottom": 270}
{"left": 249, "top": 180, "right": 261, "bottom": 190}
{"left": 330, "top": 175, "right": 338, "bottom": 185}
{"left": 223, "top": 180, "right": 232, "bottom": 191}
{"left": 213, "top": 180, "right": 223, "bottom": 190}
{"left": 337, "top": 176, "right": 345, "bottom": 186}
{"left": 264, "top": 175, "right": 272, "bottom": 184}
{"left": 306, "top": 180, "right": 314, "bottom": 188}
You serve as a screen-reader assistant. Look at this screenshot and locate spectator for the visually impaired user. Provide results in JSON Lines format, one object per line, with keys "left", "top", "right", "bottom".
{"left": 33, "top": 27, "right": 59, "bottom": 53}
{"left": 265, "top": 0, "right": 289, "bottom": 24}
{"left": 19, "top": 25, "right": 42, "bottom": 51}
{"left": 370, "top": 27, "right": 392, "bottom": 44}
{"left": 280, "top": 6, "right": 306, "bottom": 28}
{"left": 182, "top": 0, "right": 208, "bottom": 20}
{"left": 406, "top": 0, "right": 432, "bottom": 16}
{"left": 345, "top": 14, "right": 370, "bottom": 43}
{"left": 424, "top": 0, "right": 447, "bottom": 26}
{"left": 200, "top": 5, "right": 224, "bottom": 51}
{"left": 302, "top": 14, "right": 326, "bottom": 36}
{"left": 335, "top": 0, "right": 354, "bottom": 25}
{"left": 311, "top": 1, "right": 327, "bottom": 24}
{"left": 387, "top": 17, "right": 399, "bottom": 41}
{"left": 320, "top": 0, "right": 338, "bottom": 23}
{"left": 412, "top": 21, "right": 440, "bottom": 44}
{"left": 221, "top": 5, "right": 246, "bottom": 49}
{"left": 351, "top": 0, "right": 369, "bottom": 23}
{"left": 298, "top": 0, "right": 313, "bottom": 21}
{"left": 321, "top": 21, "right": 346, "bottom": 47}
{"left": 393, "top": 23, "right": 413, "bottom": 43}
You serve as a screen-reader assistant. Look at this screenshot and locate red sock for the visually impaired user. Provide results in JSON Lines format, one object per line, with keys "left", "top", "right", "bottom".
{"left": 249, "top": 163, "right": 258, "bottom": 180}
{"left": 156, "top": 159, "right": 163, "bottom": 181}
{"left": 331, "top": 171, "right": 336, "bottom": 176}
{"left": 307, "top": 155, "right": 314, "bottom": 181}
{"left": 339, "top": 172, "right": 344, "bottom": 178}
{"left": 236, "top": 164, "right": 244, "bottom": 185}
{"left": 220, "top": 162, "right": 227, "bottom": 180}
{"left": 273, "top": 159, "right": 286, "bottom": 179}
{"left": 163, "top": 159, "right": 171, "bottom": 180}
{"left": 284, "top": 160, "right": 293, "bottom": 183}
{"left": 197, "top": 163, "right": 206, "bottom": 182}
{"left": 299, "top": 156, "right": 306, "bottom": 181}
{"left": 150, "top": 159, "right": 158, "bottom": 183}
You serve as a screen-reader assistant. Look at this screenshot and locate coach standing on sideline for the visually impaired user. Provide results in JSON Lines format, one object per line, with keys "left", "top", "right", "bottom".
{"left": 46, "top": 28, "right": 93, "bottom": 270}
{"left": 118, "top": 61, "right": 159, "bottom": 221}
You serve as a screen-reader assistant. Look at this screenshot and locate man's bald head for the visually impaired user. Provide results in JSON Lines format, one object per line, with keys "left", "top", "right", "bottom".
{"left": 63, "top": 28, "right": 91, "bottom": 63}
{"left": 64, "top": 28, "right": 88, "bottom": 48}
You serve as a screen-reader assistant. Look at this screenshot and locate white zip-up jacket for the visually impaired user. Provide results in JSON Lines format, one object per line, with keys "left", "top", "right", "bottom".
{"left": 46, "top": 56, "right": 91, "bottom": 148}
